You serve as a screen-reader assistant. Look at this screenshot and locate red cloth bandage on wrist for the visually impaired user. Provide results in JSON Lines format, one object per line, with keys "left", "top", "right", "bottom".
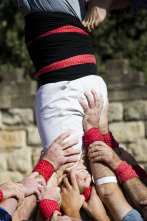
{"left": 32, "top": 160, "right": 54, "bottom": 182}
{"left": 102, "top": 132, "right": 119, "bottom": 148}
{"left": 114, "top": 161, "right": 139, "bottom": 184}
{"left": 84, "top": 128, "right": 104, "bottom": 147}
{"left": 39, "top": 199, "right": 60, "bottom": 220}
{"left": 132, "top": 165, "right": 147, "bottom": 180}
{"left": 83, "top": 185, "right": 92, "bottom": 202}
{"left": 0, "top": 190, "right": 3, "bottom": 202}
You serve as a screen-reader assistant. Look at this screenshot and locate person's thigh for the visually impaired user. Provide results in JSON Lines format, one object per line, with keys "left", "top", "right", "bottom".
{"left": 35, "top": 75, "right": 107, "bottom": 158}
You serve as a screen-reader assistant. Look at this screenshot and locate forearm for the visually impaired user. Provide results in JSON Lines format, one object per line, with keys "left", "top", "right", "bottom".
{"left": 0, "top": 198, "right": 17, "bottom": 217}
{"left": 65, "top": 211, "right": 81, "bottom": 220}
{"left": 13, "top": 194, "right": 37, "bottom": 221}
{"left": 122, "top": 178, "right": 147, "bottom": 213}
{"left": 90, "top": 161, "right": 132, "bottom": 221}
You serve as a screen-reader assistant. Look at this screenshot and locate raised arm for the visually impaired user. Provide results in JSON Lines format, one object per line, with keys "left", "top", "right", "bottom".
{"left": 79, "top": 90, "right": 133, "bottom": 221}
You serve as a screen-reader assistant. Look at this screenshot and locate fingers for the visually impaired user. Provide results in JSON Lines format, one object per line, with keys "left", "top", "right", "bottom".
{"left": 62, "top": 163, "right": 75, "bottom": 172}
{"left": 52, "top": 210, "right": 62, "bottom": 220}
{"left": 53, "top": 131, "right": 71, "bottom": 145}
{"left": 79, "top": 90, "right": 103, "bottom": 112}
{"left": 78, "top": 98, "right": 89, "bottom": 112}
{"left": 91, "top": 89, "right": 99, "bottom": 107}
{"left": 35, "top": 178, "right": 46, "bottom": 188}
{"left": 15, "top": 183, "right": 25, "bottom": 205}
{"left": 89, "top": 140, "right": 107, "bottom": 148}
{"left": 35, "top": 188, "right": 42, "bottom": 201}
{"left": 69, "top": 169, "right": 78, "bottom": 189}
{"left": 84, "top": 91, "right": 94, "bottom": 109}
{"left": 66, "top": 155, "right": 79, "bottom": 164}
{"left": 62, "top": 139, "right": 79, "bottom": 150}
{"left": 29, "top": 171, "right": 39, "bottom": 179}
{"left": 63, "top": 177, "right": 71, "bottom": 190}
{"left": 64, "top": 147, "right": 81, "bottom": 156}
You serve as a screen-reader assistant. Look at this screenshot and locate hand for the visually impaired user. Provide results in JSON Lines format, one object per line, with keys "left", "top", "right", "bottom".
{"left": 83, "top": 185, "right": 110, "bottom": 221}
{"left": 61, "top": 169, "right": 85, "bottom": 219}
{"left": 119, "top": 147, "right": 137, "bottom": 166}
{"left": 99, "top": 99, "right": 109, "bottom": 134}
{"left": 0, "top": 181, "right": 25, "bottom": 205}
{"left": 88, "top": 141, "right": 122, "bottom": 170}
{"left": 79, "top": 90, "right": 103, "bottom": 131}
{"left": 82, "top": 0, "right": 112, "bottom": 33}
{"left": 42, "top": 187, "right": 61, "bottom": 205}
{"left": 51, "top": 211, "right": 80, "bottom": 221}
{"left": 74, "top": 166, "right": 91, "bottom": 193}
{"left": 41, "top": 131, "right": 81, "bottom": 171}
{"left": 19, "top": 172, "right": 46, "bottom": 201}
{"left": 47, "top": 163, "right": 76, "bottom": 188}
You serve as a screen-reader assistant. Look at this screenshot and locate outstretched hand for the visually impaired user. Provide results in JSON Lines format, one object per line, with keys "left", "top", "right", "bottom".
{"left": 79, "top": 89, "right": 103, "bottom": 131}
{"left": 61, "top": 169, "right": 84, "bottom": 219}
{"left": 41, "top": 131, "right": 81, "bottom": 171}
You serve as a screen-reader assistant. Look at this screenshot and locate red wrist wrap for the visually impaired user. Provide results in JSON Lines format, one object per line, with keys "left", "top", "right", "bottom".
{"left": 0, "top": 190, "right": 3, "bottom": 202}
{"left": 102, "top": 132, "right": 119, "bottom": 148}
{"left": 39, "top": 199, "right": 60, "bottom": 220}
{"left": 114, "top": 161, "right": 139, "bottom": 184}
{"left": 83, "top": 185, "right": 92, "bottom": 202}
{"left": 84, "top": 128, "right": 104, "bottom": 147}
{"left": 132, "top": 165, "right": 147, "bottom": 180}
{"left": 32, "top": 160, "right": 54, "bottom": 182}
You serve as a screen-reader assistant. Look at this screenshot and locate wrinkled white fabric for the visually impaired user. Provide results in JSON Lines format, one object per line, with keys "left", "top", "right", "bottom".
{"left": 35, "top": 75, "right": 107, "bottom": 161}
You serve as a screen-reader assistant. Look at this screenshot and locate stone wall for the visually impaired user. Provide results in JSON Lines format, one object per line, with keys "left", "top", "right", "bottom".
{"left": 0, "top": 60, "right": 147, "bottom": 184}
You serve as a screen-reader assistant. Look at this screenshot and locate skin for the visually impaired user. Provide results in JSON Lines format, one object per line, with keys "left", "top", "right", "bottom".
{"left": 83, "top": 90, "right": 147, "bottom": 220}
{"left": 83, "top": 0, "right": 131, "bottom": 32}
{"left": 89, "top": 142, "right": 147, "bottom": 219}
{"left": 61, "top": 169, "right": 85, "bottom": 220}
{"left": 36, "top": 186, "right": 61, "bottom": 221}
{"left": 83, "top": 0, "right": 113, "bottom": 33}
{"left": 13, "top": 132, "right": 81, "bottom": 221}
{"left": 51, "top": 211, "right": 81, "bottom": 221}
{"left": 79, "top": 90, "right": 133, "bottom": 221}
{"left": 0, "top": 181, "right": 25, "bottom": 204}
{"left": 19, "top": 172, "right": 46, "bottom": 201}
{"left": 41, "top": 131, "right": 81, "bottom": 171}
{"left": 83, "top": 185, "right": 110, "bottom": 221}
{"left": 0, "top": 198, "right": 18, "bottom": 217}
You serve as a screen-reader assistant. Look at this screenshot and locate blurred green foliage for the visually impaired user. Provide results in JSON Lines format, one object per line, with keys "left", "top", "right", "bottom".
{"left": 92, "top": 9, "right": 147, "bottom": 78}
{"left": 0, "top": 1, "right": 147, "bottom": 79}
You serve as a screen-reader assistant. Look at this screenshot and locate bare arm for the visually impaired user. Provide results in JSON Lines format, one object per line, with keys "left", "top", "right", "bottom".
{"left": 79, "top": 90, "right": 132, "bottom": 221}
{"left": 89, "top": 142, "right": 147, "bottom": 219}
{"left": 0, "top": 198, "right": 17, "bottom": 217}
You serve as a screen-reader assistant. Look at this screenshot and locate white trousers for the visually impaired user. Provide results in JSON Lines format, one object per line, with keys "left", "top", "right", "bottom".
{"left": 35, "top": 75, "right": 107, "bottom": 160}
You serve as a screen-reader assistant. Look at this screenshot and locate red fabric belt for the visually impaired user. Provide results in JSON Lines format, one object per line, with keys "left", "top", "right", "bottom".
{"left": 36, "top": 54, "right": 96, "bottom": 77}
{"left": 26, "top": 25, "right": 89, "bottom": 47}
